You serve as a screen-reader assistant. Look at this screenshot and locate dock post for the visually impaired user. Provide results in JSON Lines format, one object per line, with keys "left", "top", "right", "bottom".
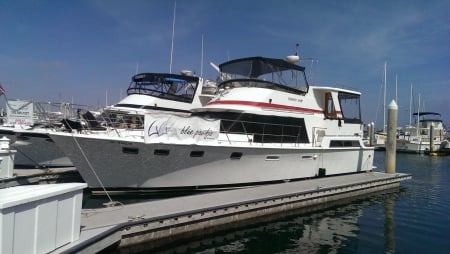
{"left": 371, "top": 122, "right": 374, "bottom": 146}
{"left": 385, "top": 100, "right": 397, "bottom": 174}
{"left": 429, "top": 125, "right": 435, "bottom": 152}
{"left": 0, "top": 136, "right": 16, "bottom": 179}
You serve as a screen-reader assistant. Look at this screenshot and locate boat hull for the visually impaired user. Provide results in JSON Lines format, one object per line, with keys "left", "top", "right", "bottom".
{"left": 0, "top": 128, "right": 73, "bottom": 168}
{"left": 396, "top": 140, "right": 441, "bottom": 154}
{"left": 49, "top": 133, "right": 374, "bottom": 191}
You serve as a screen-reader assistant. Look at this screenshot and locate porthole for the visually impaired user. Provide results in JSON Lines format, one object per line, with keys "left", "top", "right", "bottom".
{"left": 190, "top": 151, "right": 204, "bottom": 157}
{"left": 123, "top": 147, "right": 139, "bottom": 154}
{"left": 265, "top": 155, "right": 280, "bottom": 161}
{"left": 154, "top": 149, "right": 170, "bottom": 156}
{"left": 230, "top": 152, "right": 242, "bottom": 160}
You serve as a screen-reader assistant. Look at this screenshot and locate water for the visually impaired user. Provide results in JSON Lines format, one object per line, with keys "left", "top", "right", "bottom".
{"left": 149, "top": 152, "right": 450, "bottom": 254}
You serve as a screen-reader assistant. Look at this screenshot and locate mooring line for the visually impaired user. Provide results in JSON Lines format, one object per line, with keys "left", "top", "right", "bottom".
{"left": 70, "top": 133, "right": 122, "bottom": 207}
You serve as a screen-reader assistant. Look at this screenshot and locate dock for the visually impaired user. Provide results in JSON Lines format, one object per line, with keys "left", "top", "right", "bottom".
{"left": 0, "top": 167, "right": 82, "bottom": 189}
{"left": 51, "top": 171, "right": 410, "bottom": 253}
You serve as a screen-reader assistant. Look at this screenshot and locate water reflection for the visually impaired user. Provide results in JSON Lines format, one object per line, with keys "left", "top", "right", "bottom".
{"left": 143, "top": 188, "right": 404, "bottom": 254}
{"left": 384, "top": 191, "right": 395, "bottom": 254}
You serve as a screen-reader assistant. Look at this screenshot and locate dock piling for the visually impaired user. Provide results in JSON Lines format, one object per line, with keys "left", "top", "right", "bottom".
{"left": 385, "top": 100, "right": 397, "bottom": 174}
{"left": 368, "top": 122, "right": 374, "bottom": 147}
{"left": 429, "top": 125, "right": 434, "bottom": 152}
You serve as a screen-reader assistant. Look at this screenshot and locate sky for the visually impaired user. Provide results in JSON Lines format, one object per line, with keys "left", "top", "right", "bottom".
{"left": 0, "top": 0, "right": 449, "bottom": 130}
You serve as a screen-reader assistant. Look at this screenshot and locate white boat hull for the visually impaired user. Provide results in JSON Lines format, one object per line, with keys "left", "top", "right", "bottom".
{"left": 12, "top": 135, "right": 73, "bottom": 167}
{"left": 0, "top": 128, "right": 73, "bottom": 168}
{"left": 50, "top": 133, "right": 374, "bottom": 191}
{"left": 396, "top": 140, "right": 441, "bottom": 154}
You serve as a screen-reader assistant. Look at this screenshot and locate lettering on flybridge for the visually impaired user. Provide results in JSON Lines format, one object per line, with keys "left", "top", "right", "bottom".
{"left": 180, "top": 125, "right": 215, "bottom": 140}
{"left": 144, "top": 114, "right": 220, "bottom": 144}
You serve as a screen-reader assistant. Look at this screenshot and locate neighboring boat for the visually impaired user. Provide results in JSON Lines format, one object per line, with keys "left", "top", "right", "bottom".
{"left": 0, "top": 100, "right": 89, "bottom": 168}
{"left": 49, "top": 56, "right": 375, "bottom": 194}
{"left": 397, "top": 112, "right": 447, "bottom": 153}
{"left": 96, "top": 71, "right": 216, "bottom": 131}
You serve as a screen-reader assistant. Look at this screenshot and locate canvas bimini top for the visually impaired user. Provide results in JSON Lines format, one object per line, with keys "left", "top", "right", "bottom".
{"left": 126, "top": 72, "right": 200, "bottom": 103}
{"left": 218, "top": 57, "right": 309, "bottom": 94}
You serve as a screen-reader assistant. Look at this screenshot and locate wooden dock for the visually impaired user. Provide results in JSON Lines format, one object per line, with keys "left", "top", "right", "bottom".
{"left": 49, "top": 171, "right": 411, "bottom": 253}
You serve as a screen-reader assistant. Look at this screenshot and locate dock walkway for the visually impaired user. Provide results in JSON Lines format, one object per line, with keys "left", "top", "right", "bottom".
{"left": 53, "top": 171, "right": 411, "bottom": 253}
{"left": 0, "top": 167, "right": 81, "bottom": 188}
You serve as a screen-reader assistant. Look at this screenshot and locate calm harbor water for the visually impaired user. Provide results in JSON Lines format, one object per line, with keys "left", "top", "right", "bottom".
{"left": 149, "top": 152, "right": 450, "bottom": 254}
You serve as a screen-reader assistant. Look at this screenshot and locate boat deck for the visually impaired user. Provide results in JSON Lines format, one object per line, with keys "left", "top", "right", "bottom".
{"left": 52, "top": 171, "right": 411, "bottom": 253}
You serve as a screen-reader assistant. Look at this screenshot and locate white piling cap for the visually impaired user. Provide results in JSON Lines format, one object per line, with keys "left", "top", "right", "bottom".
{"left": 388, "top": 100, "right": 398, "bottom": 109}
{"left": 0, "top": 136, "right": 10, "bottom": 150}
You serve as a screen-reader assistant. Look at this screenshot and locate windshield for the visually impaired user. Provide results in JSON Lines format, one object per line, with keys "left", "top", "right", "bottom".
{"left": 338, "top": 92, "right": 361, "bottom": 124}
{"left": 219, "top": 57, "right": 309, "bottom": 93}
{"left": 127, "top": 73, "right": 200, "bottom": 103}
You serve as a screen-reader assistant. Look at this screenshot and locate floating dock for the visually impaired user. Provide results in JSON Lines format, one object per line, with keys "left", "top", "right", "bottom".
{"left": 51, "top": 171, "right": 410, "bottom": 253}
{"left": 0, "top": 167, "right": 82, "bottom": 189}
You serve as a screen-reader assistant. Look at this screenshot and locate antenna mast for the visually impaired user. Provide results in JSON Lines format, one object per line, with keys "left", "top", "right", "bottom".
{"left": 409, "top": 83, "right": 412, "bottom": 126}
{"left": 200, "top": 34, "right": 204, "bottom": 77}
{"left": 169, "top": 1, "right": 176, "bottom": 74}
{"left": 383, "top": 61, "right": 387, "bottom": 133}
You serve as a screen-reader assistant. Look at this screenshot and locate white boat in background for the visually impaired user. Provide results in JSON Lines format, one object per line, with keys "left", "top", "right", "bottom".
{"left": 397, "top": 112, "right": 447, "bottom": 153}
{"left": 94, "top": 71, "right": 216, "bottom": 132}
{"left": 49, "top": 55, "right": 375, "bottom": 194}
{"left": 0, "top": 100, "right": 90, "bottom": 168}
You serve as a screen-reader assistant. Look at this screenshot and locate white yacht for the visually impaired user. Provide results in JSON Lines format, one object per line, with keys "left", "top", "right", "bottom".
{"left": 49, "top": 56, "right": 375, "bottom": 194}
{"left": 397, "top": 112, "right": 447, "bottom": 153}
{"left": 96, "top": 71, "right": 216, "bottom": 131}
{"left": 1, "top": 73, "right": 216, "bottom": 168}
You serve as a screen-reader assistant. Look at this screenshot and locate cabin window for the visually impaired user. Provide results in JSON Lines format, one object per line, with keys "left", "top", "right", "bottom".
{"left": 123, "top": 147, "right": 139, "bottom": 154}
{"left": 325, "top": 92, "right": 336, "bottom": 118}
{"left": 190, "top": 151, "right": 204, "bottom": 157}
{"left": 329, "top": 140, "right": 360, "bottom": 147}
{"left": 194, "top": 112, "right": 309, "bottom": 144}
{"left": 265, "top": 155, "right": 280, "bottom": 161}
{"left": 338, "top": 92, "right": 361, "bottom": 124}
{"left": 154, "top": 149, "right": 170, "bottom": 156}
{"left": 230, "top": 152, "right": 243, "bottom": 160}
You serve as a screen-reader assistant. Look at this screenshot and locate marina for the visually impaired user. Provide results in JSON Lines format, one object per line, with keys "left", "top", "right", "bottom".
{"left": 0, "top": 52, "right": 446, "bottom": 254}
{"left": 1, "top": 1, "right": 449, "bottom": 253}
{"left": 0, "top": 99, "right": 412, "bottom": 253}
{"left": 1, "top": 164, "right": 410, "bottom": 253}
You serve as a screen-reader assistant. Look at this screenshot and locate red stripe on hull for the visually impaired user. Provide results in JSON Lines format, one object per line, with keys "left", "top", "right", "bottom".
{"left": 207, "top": 100, "right": 329, "bottom": 114}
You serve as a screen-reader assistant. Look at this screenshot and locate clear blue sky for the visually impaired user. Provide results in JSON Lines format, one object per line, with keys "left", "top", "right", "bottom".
{"left": 0, "top": 0, "right": 449, "bottom": 129}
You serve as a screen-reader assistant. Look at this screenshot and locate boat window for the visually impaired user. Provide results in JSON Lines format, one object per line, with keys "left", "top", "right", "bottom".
{"left": 127, "top": 73, "right": 200, "bottom": 103}
{"left": 265, "top": 155, "right": 280, "bottom": 161}
{"left": 329, "top": 140, "right": 360, "bottom": 147}
{"left": 230, "top": 152, "right": 242, "bottom": 160}
{"left": 190, "top": 151, "right": 205, "bottom": 157}
{"left": 219, "top": 57, "right": 309, "bottom": 94}
{"left": 325, "top": 92, "right": 336, "bottom": 118}
{"left": 122, "top": 147, "right": 139, "bottom": 154}
{"left": 338, "top": 92, "right": 361, "bottom": 124}
{"left": 154, "top": 149, "right": 170, "bottom": 156}
{"left": 193, "top": 112, "right": 310, "bottom": 144}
